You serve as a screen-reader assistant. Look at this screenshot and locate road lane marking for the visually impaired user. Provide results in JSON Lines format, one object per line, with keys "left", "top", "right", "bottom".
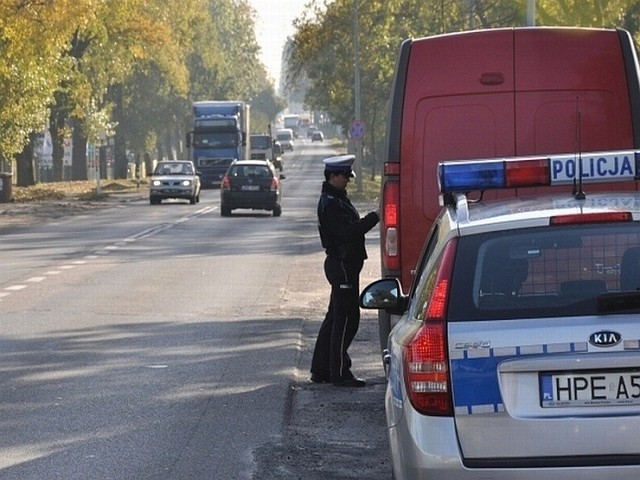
{"left": 0, "top": 206, "right": 217, "bottom": 300}
{"left": 26, "top": 277, "right": 46, "bottom": 283}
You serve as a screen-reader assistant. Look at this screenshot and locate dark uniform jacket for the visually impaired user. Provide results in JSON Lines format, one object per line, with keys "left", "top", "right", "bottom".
{"left": 317, "top": 181, "right": 379, "bottom": 262}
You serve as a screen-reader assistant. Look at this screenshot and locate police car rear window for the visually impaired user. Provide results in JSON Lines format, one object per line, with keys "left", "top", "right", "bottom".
{"left": 448, "top": 223, "right": 640, "bottom": 321}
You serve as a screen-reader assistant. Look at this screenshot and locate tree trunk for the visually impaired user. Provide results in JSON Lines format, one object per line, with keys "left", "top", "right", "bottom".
{"left": 111, "top": 84, "right": 129, "bottom": 179}
{"left": 71, "top": 118, "right": 88, "bottom": 180}
{"left": 15, "top": 133, "right": 36, "bottom": 187}
{"left": 143, "top": 151, "right": 152, "bottom": 178}
{"left": 113, "top": 131, "right": 128, "bottom": 179}
{"left": 49, "top": 105, "right": 66, "bottom": 182}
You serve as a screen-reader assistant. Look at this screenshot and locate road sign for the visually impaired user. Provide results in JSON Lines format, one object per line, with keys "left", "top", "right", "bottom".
{"left": 349, "top": 120, "right": 366, "bottom": 139}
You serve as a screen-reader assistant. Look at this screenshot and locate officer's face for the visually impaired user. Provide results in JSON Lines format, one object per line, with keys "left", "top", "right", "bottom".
{"left": 332, "top": 171, "right": 351, "bottom": 190}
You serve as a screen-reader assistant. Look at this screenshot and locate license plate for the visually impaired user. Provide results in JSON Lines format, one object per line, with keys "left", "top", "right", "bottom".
{"left": 540, "top": 370, "right": 640, "bottom": 407}
{"left": 241, "top": 185, "right": 259, "bottom": 191}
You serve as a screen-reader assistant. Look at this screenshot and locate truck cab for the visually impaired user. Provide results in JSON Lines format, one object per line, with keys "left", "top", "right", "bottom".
{"left": 250, "top": 134, "right": 283, "bottom": 171}
{"left": 187, "top": 101, "right": 250, "bottom": 188}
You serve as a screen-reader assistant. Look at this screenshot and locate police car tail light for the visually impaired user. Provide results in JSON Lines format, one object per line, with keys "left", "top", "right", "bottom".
{"left": 382, "top": 178, "right": 400, "bottom": 271}
{"left": 438, "top": 150, "right": 639, "bottom": 193}
{"left": 221, "top": 176, "right": 231, "bottom": 190}
{"left": 270, "top": 177, "right": 279, "bottom": 192}
{"left": 403, "top": 239, "right": 456, "bottom": 416}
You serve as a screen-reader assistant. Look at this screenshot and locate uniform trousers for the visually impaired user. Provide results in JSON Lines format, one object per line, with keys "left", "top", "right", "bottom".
{"left": 311, "top": 255, "right": 364, "bottom": 382}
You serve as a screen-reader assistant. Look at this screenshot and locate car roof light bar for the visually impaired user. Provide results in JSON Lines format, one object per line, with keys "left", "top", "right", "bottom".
{"left": 438, "top": 150, "right": 640, "bottom": 194}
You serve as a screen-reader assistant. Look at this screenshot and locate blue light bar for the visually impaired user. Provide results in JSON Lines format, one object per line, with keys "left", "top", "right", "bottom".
{"left": 438, "top": 150, "right": 640, "bottom": 194}
{"left": 439, "top": 160, "right": 504, "bottom": 192}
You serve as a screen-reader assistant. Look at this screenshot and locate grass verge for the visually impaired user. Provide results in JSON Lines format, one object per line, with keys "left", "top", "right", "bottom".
{"left": 12, "top": 179, "right": 146, "bottom": 202}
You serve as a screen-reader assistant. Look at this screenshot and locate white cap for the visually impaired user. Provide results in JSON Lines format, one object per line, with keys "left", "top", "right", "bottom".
{"left": 323, "top": 155, "right": 355, "bottom": 177}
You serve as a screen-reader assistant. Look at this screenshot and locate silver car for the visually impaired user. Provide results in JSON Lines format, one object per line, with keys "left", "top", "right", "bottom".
{"left": 149, "top": 161, "right": 201, "bottom": 205}
{"left": 361, "top": 150, "right": 640, "bottom": 479}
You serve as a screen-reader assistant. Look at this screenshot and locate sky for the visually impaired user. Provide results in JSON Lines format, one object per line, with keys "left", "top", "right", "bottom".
{"left": 249, "top": 0, "right": 309, "bottom": 87}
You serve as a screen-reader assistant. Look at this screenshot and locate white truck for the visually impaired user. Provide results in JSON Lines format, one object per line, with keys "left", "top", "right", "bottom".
{"left": 250, "top": 132, "right": 283, "bottom": 171}
{"left": 283, "top": 114, "right": 299, "bottom": 138}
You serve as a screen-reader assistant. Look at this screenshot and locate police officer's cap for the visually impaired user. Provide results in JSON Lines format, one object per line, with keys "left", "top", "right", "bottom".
{"left": 323, "top": 154, "right": 355, "bottom": 177}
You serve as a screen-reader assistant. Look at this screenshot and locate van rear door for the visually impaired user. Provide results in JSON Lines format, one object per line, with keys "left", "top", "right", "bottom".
{"left": 514, "top": 28, "right": 635, "bottom": 155}
{"left": 400, "top": 30, "right": 516, "bottom": 287}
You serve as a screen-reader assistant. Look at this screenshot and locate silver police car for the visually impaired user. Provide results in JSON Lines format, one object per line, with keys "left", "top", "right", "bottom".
{"left": 361, "top": 150, "right": 640, "bottom": 479}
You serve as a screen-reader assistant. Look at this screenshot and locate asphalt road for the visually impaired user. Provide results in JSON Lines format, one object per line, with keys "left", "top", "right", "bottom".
{"left": 0, "top": 139, "right": 392, "bottom": 479}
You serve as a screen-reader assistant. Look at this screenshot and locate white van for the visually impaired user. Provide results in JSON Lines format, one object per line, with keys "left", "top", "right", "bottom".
{"left": 276, "top": 128, "right": 294, "bottom": 151}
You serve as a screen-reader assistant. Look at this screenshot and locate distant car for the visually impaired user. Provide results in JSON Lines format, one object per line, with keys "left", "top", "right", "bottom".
{"left": 360, "top": 151, "right": 640, "bottom": 480}
{"left": 311, "top": 131, "right": 324, "bottom": 142}
{"left": 220, "top": 160, "right": 284, "bottom": 216}
{"left": 307, "top": 125, "right": 317, "bottom": 138}
{"left": 149, "top": 161, "right": 201, "bottom": 205}
{"left": 272, "top": 141, "right": 284, "bottom": 171}
{"left": 276, "top": 129, "right": 294, "bottom": 151}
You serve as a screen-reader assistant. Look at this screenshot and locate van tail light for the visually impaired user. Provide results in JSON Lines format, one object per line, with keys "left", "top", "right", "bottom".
{"left": 221, "top": 176, "right": 231, "bottom": 190}
{"left": 404, "top": 239, "right": 457, "bottom": 416}
{"left": 270, "top": 177, "right": 279, "bottom": 192}
{"left": 382, "top": 170, "right": 400, "bottom": 273}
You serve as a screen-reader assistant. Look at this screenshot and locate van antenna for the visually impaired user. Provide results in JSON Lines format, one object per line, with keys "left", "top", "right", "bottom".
{"left": 573, "top": 96, "right": 586, "bottom": 200}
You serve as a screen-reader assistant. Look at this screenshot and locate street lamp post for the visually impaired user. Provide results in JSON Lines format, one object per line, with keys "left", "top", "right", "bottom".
{"left": 527, "top": 0, "right": 536, "bottom": 26}
{"left": 353, "top": 0, "right": 362, "bottom": 192}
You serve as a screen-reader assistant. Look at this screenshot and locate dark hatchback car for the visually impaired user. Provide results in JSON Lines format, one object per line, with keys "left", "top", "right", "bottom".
{"left": 220, "top": 160, "right": 284, "bottom": 216}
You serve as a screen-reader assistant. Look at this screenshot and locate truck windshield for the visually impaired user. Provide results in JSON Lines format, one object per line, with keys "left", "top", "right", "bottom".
{"left": 193, "top": 132, "right": 238, "bottom": 148}
{"left": 252, "top": 137, "right": 270, "bottom": 149}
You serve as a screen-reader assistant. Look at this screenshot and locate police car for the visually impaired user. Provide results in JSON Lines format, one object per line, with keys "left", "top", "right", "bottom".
{"left": 360, "top": 150, "right": 640, "bottom": 479}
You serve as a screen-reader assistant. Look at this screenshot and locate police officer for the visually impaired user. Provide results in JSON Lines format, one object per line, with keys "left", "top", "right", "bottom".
{"left": 310, "top": 155, "right": 380, "bottom": 387}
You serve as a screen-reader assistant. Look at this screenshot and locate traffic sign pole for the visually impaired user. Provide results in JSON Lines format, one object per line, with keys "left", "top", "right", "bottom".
{"left": 349, "top": 120, "right": 366, "bottom": 192}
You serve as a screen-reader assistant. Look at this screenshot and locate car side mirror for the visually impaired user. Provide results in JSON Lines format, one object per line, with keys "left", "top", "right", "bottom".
{"left": 279, "top": 174, "right": 286, "bottom": 180}
{"left": 359, "top": 278, "right": 406, "bottom": 314}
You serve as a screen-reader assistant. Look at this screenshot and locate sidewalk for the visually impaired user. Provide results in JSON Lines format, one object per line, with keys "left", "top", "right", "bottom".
{"left": 253, "top": 223, "right": 392, "bottom": 479}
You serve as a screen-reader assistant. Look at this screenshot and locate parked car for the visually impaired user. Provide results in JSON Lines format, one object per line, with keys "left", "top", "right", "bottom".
{"left": 311, "top": 130, "right": 324, "bottom": 142}
{"left": 220, "top": 160, "right": 284, "bottom": 216}
{"left": 360, "top": 151, "right": 640, "bottom": 480}
{"left": 149, "top": 160, "right": 201, "bottom": 205}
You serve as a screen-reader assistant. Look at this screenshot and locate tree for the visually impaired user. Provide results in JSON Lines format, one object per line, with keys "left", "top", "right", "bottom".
{"left": 285, "top": 0, "right": 544, "bottom": 176}
{"left": 0, "top": 0, "right": 92, "bottom": 183}
{"left": 251, "top": 83, "right": 287, "bottom": 134}
{"left": 106, "top": 0, "right": 201, "bottom": 178}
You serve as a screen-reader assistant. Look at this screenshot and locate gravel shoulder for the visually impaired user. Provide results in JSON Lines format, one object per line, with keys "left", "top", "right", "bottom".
{"left": 251, "top": 205, "right": 392, "bottom": 479}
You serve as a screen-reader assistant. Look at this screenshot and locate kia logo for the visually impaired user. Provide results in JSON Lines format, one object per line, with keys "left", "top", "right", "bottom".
{"left": 589, "top": 331, "right": 622, "bottom": 347}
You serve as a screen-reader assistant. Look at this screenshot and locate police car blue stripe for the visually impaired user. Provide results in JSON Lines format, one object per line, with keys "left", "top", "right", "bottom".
{"left": 452, "top": 341, "right": 590, "bottom": 415}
